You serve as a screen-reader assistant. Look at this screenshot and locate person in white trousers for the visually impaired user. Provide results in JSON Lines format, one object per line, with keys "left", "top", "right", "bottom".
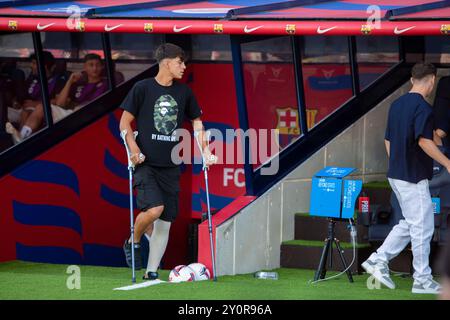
{"left": 362, "top": 62, "right": 450, "bottom": 294}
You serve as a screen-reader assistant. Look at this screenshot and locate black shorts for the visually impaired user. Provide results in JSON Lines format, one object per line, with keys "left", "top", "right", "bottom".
{"left": 133, "top": 164, "right": 181, "bottom": 222}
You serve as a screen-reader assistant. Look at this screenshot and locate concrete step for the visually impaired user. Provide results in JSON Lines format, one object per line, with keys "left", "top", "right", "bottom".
{"left": 280, "top": 240, "right": 418, "bottom": 275}
{"left": 294, "top": 214, "right": 369, "bottom": 243}
{"left": 284, "top": 181, "right": 444, "bottom": 277}
{"left": 280, "top": 240, "right": 371, "bottom": 274}
{"left": 368, "top": 242, "right": 445, "bottom": 275}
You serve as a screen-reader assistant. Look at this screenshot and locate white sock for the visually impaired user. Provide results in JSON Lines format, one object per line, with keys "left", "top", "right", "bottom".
{"left": 20, "top": 125, "right": 32, "bottom": 139}
{"left": 146, "top": 219, "right": 171, "bottom": 273}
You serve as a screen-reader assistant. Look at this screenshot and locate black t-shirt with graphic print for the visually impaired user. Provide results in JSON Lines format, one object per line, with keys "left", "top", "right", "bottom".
{"left": 120, "top": 78, "right": 202, "bottom": 167}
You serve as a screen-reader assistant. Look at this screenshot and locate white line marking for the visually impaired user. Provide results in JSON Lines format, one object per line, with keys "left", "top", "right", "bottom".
{"left": 113, "top": 279, "right": 166, "bottom": 291}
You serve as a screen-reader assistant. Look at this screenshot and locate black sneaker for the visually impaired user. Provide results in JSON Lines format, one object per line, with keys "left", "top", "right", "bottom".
{"left": 143, "top": 271, "right": 159, "bottom": 281}
{"left": 123, "top": 239, "right": 142, "bottom": 270}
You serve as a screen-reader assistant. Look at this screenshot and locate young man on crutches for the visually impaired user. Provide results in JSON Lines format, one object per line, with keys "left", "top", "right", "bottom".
{"left": 119, "top": 43, "right": 216, "bottom": 280}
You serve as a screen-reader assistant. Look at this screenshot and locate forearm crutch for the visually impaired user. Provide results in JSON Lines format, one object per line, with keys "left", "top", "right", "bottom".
{"left": 193, "top": 130, "right": 217, "bottom": 281}
{"left": 120, "top": 129, "right": 139, "bottom": 283}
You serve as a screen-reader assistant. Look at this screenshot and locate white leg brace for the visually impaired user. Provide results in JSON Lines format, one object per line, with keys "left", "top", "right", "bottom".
{"left": 146, "top": 219, "right": 171, "bottom": 273}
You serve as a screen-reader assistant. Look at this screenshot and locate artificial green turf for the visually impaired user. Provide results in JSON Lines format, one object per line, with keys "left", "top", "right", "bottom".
{"left": 0, "top": 261, "right": 435, "bottom": 300}
{"left": 282, "top": 239, "right": 371, "bottom": 249}
{"left": 295, "top": 212, "right": 310, "bottom": 217}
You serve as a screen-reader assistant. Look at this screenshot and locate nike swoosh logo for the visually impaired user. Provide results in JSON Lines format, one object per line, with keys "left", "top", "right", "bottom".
{"left": 317, "top": 26, "right": 337, "bottom": 34}
{"left": 244, "top": 25, "right": 263, "bottom": 33}
{"left": 394, "top": 26, "right": 415, "bottom": 35}
{"left": 104, "top": 24, "right": 122, "bottom": 32}
{"left": 173, "top": 25, "right": 191, "bottom": 33}
{"left": 37, "top": 23, "right": 55, "bottom": 31}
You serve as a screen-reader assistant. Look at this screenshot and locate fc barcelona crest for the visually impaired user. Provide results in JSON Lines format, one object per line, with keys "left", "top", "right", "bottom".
{"left": 75, "top": 21, "right": 85, "bottom": 32}
{"left": 361, "top": 25, "right": 372, "bottom": 35}
{"left": 214, "top": 24, "right": 223, "bottom": 33}
{"left": 285, "top": 24, "right": 296, "bottom": 35}
{"left": 441, "top": 24, "right": 449, "bottom": 35}
{"left": 8, "top": 20, "right": 18, "bottom": 31}
{"left": 144, "top": 23, "right": 154, "bottom": 33}
{"left": 276, "top": 108, "right": 300, "bottom": 135}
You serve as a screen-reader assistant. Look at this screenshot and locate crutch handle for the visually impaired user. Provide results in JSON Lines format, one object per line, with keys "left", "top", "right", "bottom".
{"left": 194, "top": 130, "right": 217, "bottom": 170}
{"left": 120, "top": 129, "right": 141, "bottom": 169}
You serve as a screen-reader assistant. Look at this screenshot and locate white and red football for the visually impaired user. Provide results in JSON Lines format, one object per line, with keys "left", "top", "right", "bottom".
{"left": 168, "top": 265, "right": 195, "bottom": 283}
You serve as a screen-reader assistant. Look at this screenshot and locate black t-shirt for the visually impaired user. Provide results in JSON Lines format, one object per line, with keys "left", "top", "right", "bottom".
{"left": 120, "top": 78, "right": 202, "bottom": 167}
{"left": 433, "top": 76, "right": 450, "bottom": 147}
{"left": 385, "top": 92, "right": 434, "bottom": 183}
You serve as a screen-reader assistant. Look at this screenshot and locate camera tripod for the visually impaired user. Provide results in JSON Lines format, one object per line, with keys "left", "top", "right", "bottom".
{"left": 314, "top": 218, "right": 354, "bottom": 283}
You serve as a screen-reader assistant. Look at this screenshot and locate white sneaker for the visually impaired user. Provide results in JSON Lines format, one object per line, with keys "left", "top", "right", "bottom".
{"left": 412, "top": 279, "right": 441, "bottom": 294}
{"left": 361, "top": 258, "right": 396, "bottom": 289}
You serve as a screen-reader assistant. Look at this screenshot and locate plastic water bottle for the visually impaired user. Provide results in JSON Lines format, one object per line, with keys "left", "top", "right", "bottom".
{"left": 254, "top": 271, "right": 279, "bottom": 280}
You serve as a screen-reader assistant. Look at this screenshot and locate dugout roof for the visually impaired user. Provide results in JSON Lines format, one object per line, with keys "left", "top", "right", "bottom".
{"left": 0, "top": 0, "right": 449, "bottom": 35}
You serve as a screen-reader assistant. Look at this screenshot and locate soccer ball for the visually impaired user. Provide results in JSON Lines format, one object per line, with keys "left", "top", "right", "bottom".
{"left": 188, "top": 263, "right": 211, "bottom": 281}
{"left": 168, "top": 265, "right": 195, "bottom": 283}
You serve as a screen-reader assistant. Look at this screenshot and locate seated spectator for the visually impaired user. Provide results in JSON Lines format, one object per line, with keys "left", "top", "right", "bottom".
{"left": 53, "top": 53, "right": 108, "bottom": 110}
{"left": 6, "top": 53, "right": 107, "bottom": 144}
{"left": 5, "top": 51, "right": 67, "bottom": 143}
{"left": 0, "top": 58, "right": 25, "bottom": 130}
{"left": 1, "top": 58, "right": 25, "bottom": 109}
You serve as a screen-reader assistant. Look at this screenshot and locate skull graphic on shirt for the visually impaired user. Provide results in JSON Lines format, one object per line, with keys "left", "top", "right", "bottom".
{"left": 154, "top": 94, "right": 179, "bottom": 135}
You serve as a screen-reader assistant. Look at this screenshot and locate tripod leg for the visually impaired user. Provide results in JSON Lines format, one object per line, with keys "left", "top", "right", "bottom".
{"left": 328, "top": 239, "right": 333, "bottom": 270}
{"left": 334, "top": 239, "right": 354, "bottom": 283}
{"left": 314, "top": 239, "right": 331, "bottom": 281}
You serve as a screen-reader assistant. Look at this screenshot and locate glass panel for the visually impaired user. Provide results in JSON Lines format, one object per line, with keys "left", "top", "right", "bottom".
{"left": 40, "top": 32, "right": 73, "bottom": 58}
{"left": 187, "top": 35, "right": 245, "bottom": 211}
{"left": 0, "top": 33, "right": 48, "bottom": 153}
{"left": 191, "top": 35, "right": 232, "bottom": 61}
{"left": 110, "top": 33, "right": 164, "bottom": 83}
{"left": 356, "top": 36, "right": 399, "bottom": 90}
{"left": 241, "top": 36, "right": 299, "bottom": 171}
{"left": 0, "top": 33, "right": 34, "bottom": 58}
{"left": 425, "top": 36, "right": 450, "bottom": 64}
{"left": 301, "top": 36, "right": 353, "bottom": 129}
{"left": 40, "top": 32, "right": 109, "bottom": 124}
{"left": 78, "top": 33, "right": 104, "bottom": 58}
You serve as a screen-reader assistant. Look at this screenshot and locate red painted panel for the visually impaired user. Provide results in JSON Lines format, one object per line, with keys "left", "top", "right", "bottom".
{"left": 0, "top": 18, "right": 448, "bottom": 35}
{"left": 198, "top": 195, "right": 256, "bottom": 276}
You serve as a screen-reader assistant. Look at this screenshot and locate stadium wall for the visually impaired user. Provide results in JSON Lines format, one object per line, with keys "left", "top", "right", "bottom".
{"left": 214, "top": 79, "right": 415, "bottom": 276}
